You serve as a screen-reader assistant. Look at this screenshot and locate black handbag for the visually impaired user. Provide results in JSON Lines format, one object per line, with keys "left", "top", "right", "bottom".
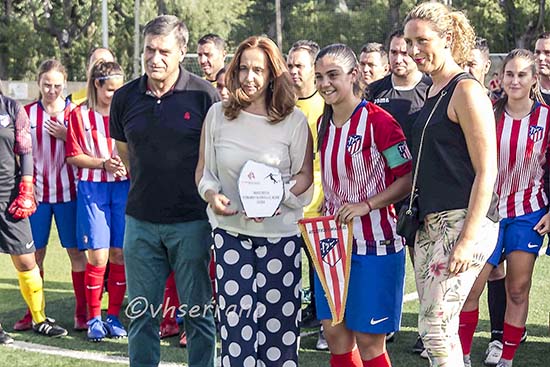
{"left": 396, "top": 192, "right": 419, "bottom": 242}
{"left": 396, "top": 89, "right": 448, "bottom": 242}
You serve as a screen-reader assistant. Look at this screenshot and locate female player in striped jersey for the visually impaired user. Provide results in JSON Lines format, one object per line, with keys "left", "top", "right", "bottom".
{"left": 66, "top": 60, "right": 129, "bottom": 342}
{"left": 459, "top": 49, "right": 550, "bottom": 367}
{"left": 13, "top": 60, "right": 89, "bottom": 333}
{"left": 314, "top": 43, "right": 412, "bottom": 367}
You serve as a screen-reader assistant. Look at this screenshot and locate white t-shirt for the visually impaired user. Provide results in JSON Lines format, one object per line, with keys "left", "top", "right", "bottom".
{"left": 199, "top": 102, "right": 312, "bottom": 237}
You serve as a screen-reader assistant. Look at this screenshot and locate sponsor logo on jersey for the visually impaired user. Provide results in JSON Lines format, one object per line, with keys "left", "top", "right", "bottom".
{"left": 374, "top": 97, "right": 390, "bottom": 105}
{"left": 346, "top": 134, "right": 362, "bottom": 156}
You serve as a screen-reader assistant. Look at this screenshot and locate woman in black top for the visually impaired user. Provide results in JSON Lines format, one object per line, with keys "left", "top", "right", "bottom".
{"left": 403, "top": 2, "right": 499, "bottom": 366}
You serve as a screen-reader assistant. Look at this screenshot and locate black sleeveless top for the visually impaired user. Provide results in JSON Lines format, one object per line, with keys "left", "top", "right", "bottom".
{"left": 411, "top": 73, "right": 476, "bottom": 220}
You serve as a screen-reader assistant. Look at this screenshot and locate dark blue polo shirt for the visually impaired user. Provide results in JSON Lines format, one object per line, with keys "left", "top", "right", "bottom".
{"left": 110, "top": 66, "right": 220, "bottom": 223}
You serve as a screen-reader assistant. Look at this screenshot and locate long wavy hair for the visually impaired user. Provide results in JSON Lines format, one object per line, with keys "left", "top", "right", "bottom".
{"left": 493, "top": 49, "right": 544, "bottom": 121}
{"left": 224, "top": 36, "right": 296, "bottom": 124}
{"left": 404, "top": 1, "right": 475, "bottom": 67}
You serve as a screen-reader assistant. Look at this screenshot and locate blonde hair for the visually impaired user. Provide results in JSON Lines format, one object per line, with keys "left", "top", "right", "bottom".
{"left": 224, "top": 36, "right": 296, "bottom": 124}
{"left": 404, "top": 1, "right": 475, "bottom": 67}
{"left": 86, "top": 60, "right": 123, "bottom": 111}
{"left": 37, "top": 59, "right": 67, "bottom": 100}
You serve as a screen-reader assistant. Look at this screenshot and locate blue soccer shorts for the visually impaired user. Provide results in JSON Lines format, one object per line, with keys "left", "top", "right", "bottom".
{"left": 30, "top": 201, "right": 77, "bottom": 250}
{"left": 76, "top": 180, "right": 129, "bottom": 251}
{"left": 487, "top": 208, "right": 546, "bottom": 266}
{"left": 315, "top": 249, "right": 405, "bottom": 334}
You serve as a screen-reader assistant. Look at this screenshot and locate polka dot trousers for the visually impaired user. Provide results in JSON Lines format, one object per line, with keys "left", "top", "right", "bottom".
{"left": 213, "top": 228, "right": 302, "bottom": 367}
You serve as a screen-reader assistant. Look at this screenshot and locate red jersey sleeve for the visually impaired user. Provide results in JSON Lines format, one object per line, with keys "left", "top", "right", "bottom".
{"left": 65, "top": 106, "right": 85, "bottom": 158}
{"left": 368, "top": 103, "right": 412, "bottom": 177}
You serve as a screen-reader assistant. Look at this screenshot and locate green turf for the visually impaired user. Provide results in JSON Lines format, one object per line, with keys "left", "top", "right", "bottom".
{"left": 1, "top": 228, "right": 549, "bottom": 366}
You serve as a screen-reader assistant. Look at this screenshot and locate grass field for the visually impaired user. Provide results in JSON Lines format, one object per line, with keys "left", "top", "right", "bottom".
{"left": 1, "top": 228, "right": 549, "bottom": 366}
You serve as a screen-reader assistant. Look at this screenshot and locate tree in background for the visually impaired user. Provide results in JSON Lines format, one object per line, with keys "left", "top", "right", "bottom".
{"left": 0, "top": 0, "right": 548, "bottom": 81}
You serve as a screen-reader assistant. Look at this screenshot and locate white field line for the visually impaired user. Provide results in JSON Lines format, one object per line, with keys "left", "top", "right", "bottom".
{"left": 2, "top": 290, "right": 418, "bottom": 365}
{"left": 5, "top": 340, "right": 184, "bottom": 367}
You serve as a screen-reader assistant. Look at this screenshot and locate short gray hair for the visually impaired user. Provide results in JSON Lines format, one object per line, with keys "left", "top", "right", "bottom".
{"left": 143, "top": 15, "right": 189, "bottom": 49}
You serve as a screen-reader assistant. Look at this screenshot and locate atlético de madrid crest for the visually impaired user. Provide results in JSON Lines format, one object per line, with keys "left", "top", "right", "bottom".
{"left": 529, "top": 125, "right": 544, "bottom": 143}
{"left": 346, "top": 134, "right": 362, "bottom": 155}
{"left": 0, "top": 114, "right": 10, "bottom": 128}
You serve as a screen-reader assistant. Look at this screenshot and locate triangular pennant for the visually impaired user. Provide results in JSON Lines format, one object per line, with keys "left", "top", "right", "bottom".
{"left": 298, "top": 215, "right": 353, "bottom": 326}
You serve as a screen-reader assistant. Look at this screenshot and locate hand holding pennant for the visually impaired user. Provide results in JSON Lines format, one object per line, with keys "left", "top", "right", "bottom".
{"left": 298, "top": 215, "right": 353, "bottom": 326}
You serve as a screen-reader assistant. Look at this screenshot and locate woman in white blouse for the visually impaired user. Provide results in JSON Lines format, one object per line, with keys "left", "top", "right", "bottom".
{"left": 197, "top": 35, "right": 312, "bottom": 367}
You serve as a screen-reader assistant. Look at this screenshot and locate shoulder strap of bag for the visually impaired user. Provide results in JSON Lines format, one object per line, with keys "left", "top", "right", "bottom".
{"left": 405, "top": 89, "right": 447, "bottom": 213}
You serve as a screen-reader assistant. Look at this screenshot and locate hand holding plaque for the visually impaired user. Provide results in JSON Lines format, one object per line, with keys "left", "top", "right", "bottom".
{"left": 238, "top": 160, "right": 284, "bottom": 218}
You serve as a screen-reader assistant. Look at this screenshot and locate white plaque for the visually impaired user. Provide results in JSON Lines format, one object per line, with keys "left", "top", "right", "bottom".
{"left": 238, "top": 160, "right": 284, "bottom": 218}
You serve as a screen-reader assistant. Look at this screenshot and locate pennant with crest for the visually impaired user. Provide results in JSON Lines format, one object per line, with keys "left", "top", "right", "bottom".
{"left": 298, "top": 215, "right": 353, "bottom": 325}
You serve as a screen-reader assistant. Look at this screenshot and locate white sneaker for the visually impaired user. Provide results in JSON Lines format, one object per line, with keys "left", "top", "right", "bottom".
{"left": 316, "top": 326, "right": 328, "bottom": 350}
{"left": 484, "top": 340, "right": 503, "bottom": 366}
{"left": 420, "top": 349, "right": 429, "bottom": 359}
{"left": 495, "top": 359, "right": 513, "bottom": 367}
{"left": 463, "top": 354, "right": 472, "bottom": 367}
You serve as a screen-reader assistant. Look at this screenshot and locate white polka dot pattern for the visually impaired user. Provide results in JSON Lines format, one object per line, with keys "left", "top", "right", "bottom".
{"left": 214, "top": 229, "right": 301, "bottom": 366}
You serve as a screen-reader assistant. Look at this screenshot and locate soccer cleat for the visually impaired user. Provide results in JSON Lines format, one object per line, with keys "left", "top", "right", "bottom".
{"left": 484, "top": 340, "right": 503, "bottom": 366}
{"left": 463, "top": 354, "right": 472, "bottom": 367}
{"left": 495, "top": 359, "right": 513, "bottom": 367}
{"left": 104, "top": 315, "right": 127, "bottom": 338}
{"left": 420, "top": 349, "right": 429, "bottom": 359}
{"left": 179, "top": 331, "right": 187, "bottom": 347}
{"left": 13, "top": 311, "right": 32, "bottom": 331}
{"left": 32, "top": 317, "right": 68, "bottom": 338}
{"left": 385, "top": 331, "right": 396, "bottom": 343}
{"left": 87, "top": 317, "right": 107, "bottom": 342}
{"left": 0, "top": 329, "right": 14, "bottom": 344}
{"left": 412, "top": 335, "right": 425, "bottom": 353}
{"left": 315, "top": 326, "right": 329, "bottom": 351}
{"left": 160, "top": 319, "right": 179, "bottom": 339}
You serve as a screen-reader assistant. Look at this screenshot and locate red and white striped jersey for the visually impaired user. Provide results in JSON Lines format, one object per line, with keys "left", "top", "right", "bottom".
{"left": 66, "top": 105, "right": 128, "bottom": 183}
{"left": 496, "top": 102, "right": 550, "bottom": 218}
{"left": 320, "top": 101, "right": 412, "bottom": 256}
{"left": 25, "top": 101, "right": 77, "bottom": 203}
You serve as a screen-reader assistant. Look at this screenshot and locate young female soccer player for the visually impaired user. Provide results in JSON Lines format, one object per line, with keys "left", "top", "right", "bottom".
{"left": 66, "top": 61, "right": 129, "bottom": 342}
{"left": 314, "top": 43, "right": 412, "bottom": 367}
{"left": 14, "top": 59, "right": 88, "bottom": 332}
{"left": 459, "top": 49, "right": 550, "bottom": 367}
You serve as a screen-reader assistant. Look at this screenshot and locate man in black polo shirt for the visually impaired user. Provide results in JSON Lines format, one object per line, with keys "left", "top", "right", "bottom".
{"left": 110, "top": 15, "right": 219, "bottom": 367}
{"left": 368, "top": 29, "right": 431, "bottom": 149}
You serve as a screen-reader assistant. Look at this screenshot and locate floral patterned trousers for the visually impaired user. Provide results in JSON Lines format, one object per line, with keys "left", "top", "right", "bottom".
{"left": 414, "top": 209, "right": 499, "bottom": 367}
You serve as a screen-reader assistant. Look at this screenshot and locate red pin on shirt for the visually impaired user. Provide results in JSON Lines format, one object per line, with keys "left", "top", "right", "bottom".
{"left": 184, "top": 112, "right": 191, "bottom": 120}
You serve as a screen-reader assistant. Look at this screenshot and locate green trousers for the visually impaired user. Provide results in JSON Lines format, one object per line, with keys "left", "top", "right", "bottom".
{"left": 124, "top": 216, "right": 216, "bottom": 367}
